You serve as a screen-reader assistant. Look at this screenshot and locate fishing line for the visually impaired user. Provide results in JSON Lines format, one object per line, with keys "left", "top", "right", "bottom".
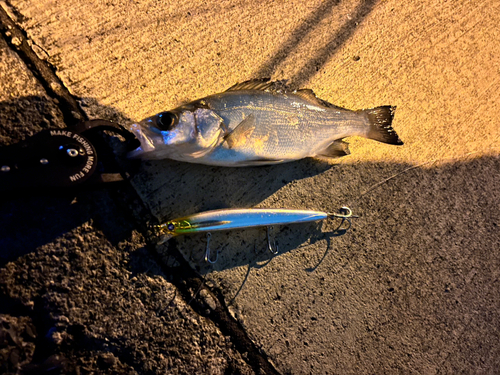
{"left": 306, "top": 145, "right": 500, "bottom": 271}
{"left": 355, "top": 145, "right": 500, "bottom": 201}
{"left": 359, "top": 159, "right": 437, "bottom": 197}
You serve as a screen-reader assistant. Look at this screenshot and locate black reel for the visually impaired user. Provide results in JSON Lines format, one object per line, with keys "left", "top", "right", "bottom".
{"left": 0, "top": 120, "right": 140, "bottom": 191}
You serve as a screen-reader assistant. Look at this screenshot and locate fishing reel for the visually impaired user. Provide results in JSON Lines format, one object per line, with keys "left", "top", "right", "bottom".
{"left": 0, "top": 120, "right": 139, "bottom": 191}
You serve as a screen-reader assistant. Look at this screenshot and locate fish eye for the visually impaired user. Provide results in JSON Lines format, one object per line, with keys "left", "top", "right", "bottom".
{"left": 157, "top": 112, "right": 177, "bottom": 131}
{"left": 167, "top": 223, "right": 175, "bottom": 231}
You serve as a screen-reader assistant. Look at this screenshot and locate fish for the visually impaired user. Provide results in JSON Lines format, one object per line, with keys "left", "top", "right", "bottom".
{"left": 128, "top": 79, "right": 403, "bottom": 166}
{"left": 154, "top": 206, "right": 356, "bottom": 262}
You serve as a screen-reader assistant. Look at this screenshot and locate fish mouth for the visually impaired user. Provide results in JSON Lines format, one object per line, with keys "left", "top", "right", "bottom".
{"left": 126, "top": 122, "right": 163, "bottom": 158}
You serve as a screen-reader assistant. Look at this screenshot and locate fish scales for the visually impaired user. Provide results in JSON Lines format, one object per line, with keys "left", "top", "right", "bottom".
{"left": 203, "top": 91, "right": 367, "bottom": 159}
{"left": 128, "top": 79, "right": 403, "bottom": 166}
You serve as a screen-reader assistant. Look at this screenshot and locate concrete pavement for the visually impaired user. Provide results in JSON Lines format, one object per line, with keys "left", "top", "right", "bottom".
{"left": 1, "top": 0, "right": 500, "bottom": 373}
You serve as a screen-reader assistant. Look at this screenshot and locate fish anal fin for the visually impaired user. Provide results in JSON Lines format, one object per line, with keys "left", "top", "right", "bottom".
{"left": 225, "top": 79, "right": 291, "bottom": 94}
{"left": 224, "top": 114, "right": 256, "bottom": 149}
{"left": 317, "top": 140, "right": 351, "bottom": 158}
{"left": 364, "top": 106, "right": 403, "bottom": 145}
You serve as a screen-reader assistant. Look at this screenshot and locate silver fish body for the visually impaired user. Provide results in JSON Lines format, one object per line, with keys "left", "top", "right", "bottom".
{"left": 128, "top": 79, "right": 403, "bottom": 166}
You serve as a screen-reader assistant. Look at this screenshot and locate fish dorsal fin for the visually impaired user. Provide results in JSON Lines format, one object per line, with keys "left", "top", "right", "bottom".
{"left": 223, "top": 114, "right": 256, "bottom": 149}
{"left": 226, "top": 80, "right": 347, "bottom": 110}
{"left": 225, "top": 79, "right": 291, "bottom": 94}
{"left": 293, "top": 89, "right": 346, "bottom": 110}
{"left": 293, "top": 89, "right": 319, "bottom": 102}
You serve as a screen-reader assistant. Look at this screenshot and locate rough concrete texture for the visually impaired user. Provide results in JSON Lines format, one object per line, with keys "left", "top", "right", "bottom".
{"left": 1, "top": 224, "right": 253, "bottom": 374}
{"left": 2, "top": 0, "right": 500, "bottom": 373}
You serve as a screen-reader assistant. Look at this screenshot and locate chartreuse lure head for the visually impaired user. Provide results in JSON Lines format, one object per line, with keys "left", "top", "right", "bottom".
{"left": 153, "top": 219, "right": 197, "bottom": 244}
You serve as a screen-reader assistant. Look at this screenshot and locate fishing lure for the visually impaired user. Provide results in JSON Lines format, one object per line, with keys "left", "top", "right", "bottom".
{"left": 154, "top": 207, "right": 357, "bottom": 263}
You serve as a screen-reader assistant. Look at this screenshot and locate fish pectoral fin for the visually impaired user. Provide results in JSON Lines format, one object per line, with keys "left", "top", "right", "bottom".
{"left": 223, "top": 114, "right": 256, "bottom": 149}
{"left": 317, "top": 140, "right": 351, "bottom": 158}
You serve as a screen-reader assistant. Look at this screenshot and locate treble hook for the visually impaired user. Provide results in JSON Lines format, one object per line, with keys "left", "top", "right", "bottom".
{"left": 266, "top": 226, "right": 279, "bottom": 255}
{"left": 204, "top": 232, "right": 218, "bottom": 263}
{"left": 327, "top": 206, "right": 358, "bottom": 231}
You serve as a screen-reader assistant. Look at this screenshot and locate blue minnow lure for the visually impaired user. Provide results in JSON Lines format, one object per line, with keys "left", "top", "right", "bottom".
{"left": 154, "top": 207, "right": 356, "bottom": 263}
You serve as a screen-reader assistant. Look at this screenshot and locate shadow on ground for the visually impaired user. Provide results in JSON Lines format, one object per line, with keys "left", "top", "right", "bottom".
{"left": 1, "top": 93, "right": 499, "bottom": 373}
{"left": 164, "top": 155, "right": 500, "bottom": 278}
{"left": 2, "top": 146, "right": 499, "bottom": 373}
{"left": 0, "top": 96, "right": 141, "bottom": 266}
{"left": 255, "top": 0, "right": 378, "bottom": 86}
{"left": 134, "top": 157, "right": 334, "bottom": 220}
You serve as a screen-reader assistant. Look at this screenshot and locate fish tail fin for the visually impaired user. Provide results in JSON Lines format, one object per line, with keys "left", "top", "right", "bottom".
{"left": 363, "top": 106, "right": 403, "bottom": 145}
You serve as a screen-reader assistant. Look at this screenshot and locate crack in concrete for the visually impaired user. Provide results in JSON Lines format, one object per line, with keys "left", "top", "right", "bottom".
{"left": 149, "top": 238, "right": 282, "bottom": 375}
{"left": 0, "top": 4, "right": 280, "bottom": 373}
{"left": 0, "top": 2, "right": 87, "bottom": 125}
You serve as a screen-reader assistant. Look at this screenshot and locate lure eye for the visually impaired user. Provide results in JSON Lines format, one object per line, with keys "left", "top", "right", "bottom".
{"left": 167, "top": 223, "right": 175, "bottom": 231}
{"left": 157, "top": 112, "right": 177, "bottom": 131}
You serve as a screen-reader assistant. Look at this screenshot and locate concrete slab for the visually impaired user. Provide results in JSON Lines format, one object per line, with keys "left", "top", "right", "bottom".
{"left": 8, "top": 0, "right": 500, "bottom": 373}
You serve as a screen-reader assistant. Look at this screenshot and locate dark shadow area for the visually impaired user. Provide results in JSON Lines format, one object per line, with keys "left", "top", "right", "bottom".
{"left": 159, "top": 154, "right": 500, "bottom": 277}
{"left": 162, "top": 155, "right": 500, "bottom": 375}
{"left": 256, "top": 0, "right": 378, "bottom": 87}
{"left": 137, "top": 157, "right": 334, "bottom": 222}
{"left": 0, "top": 96, "right": 143, "bottom": 266}
{"left": 226, "top": 220, "right": 350, "bottom": 304}
{"left": 0, "top": 180, "right": 142, "bottom": 267}
{"left": 0, "top": 95, "right": 65, "bottom": 144}
{"left": 0, "top": 191, "right": 87, "bottom": 266}
{"left": 2, "top": 95, "right": 499, "bottom": 372}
